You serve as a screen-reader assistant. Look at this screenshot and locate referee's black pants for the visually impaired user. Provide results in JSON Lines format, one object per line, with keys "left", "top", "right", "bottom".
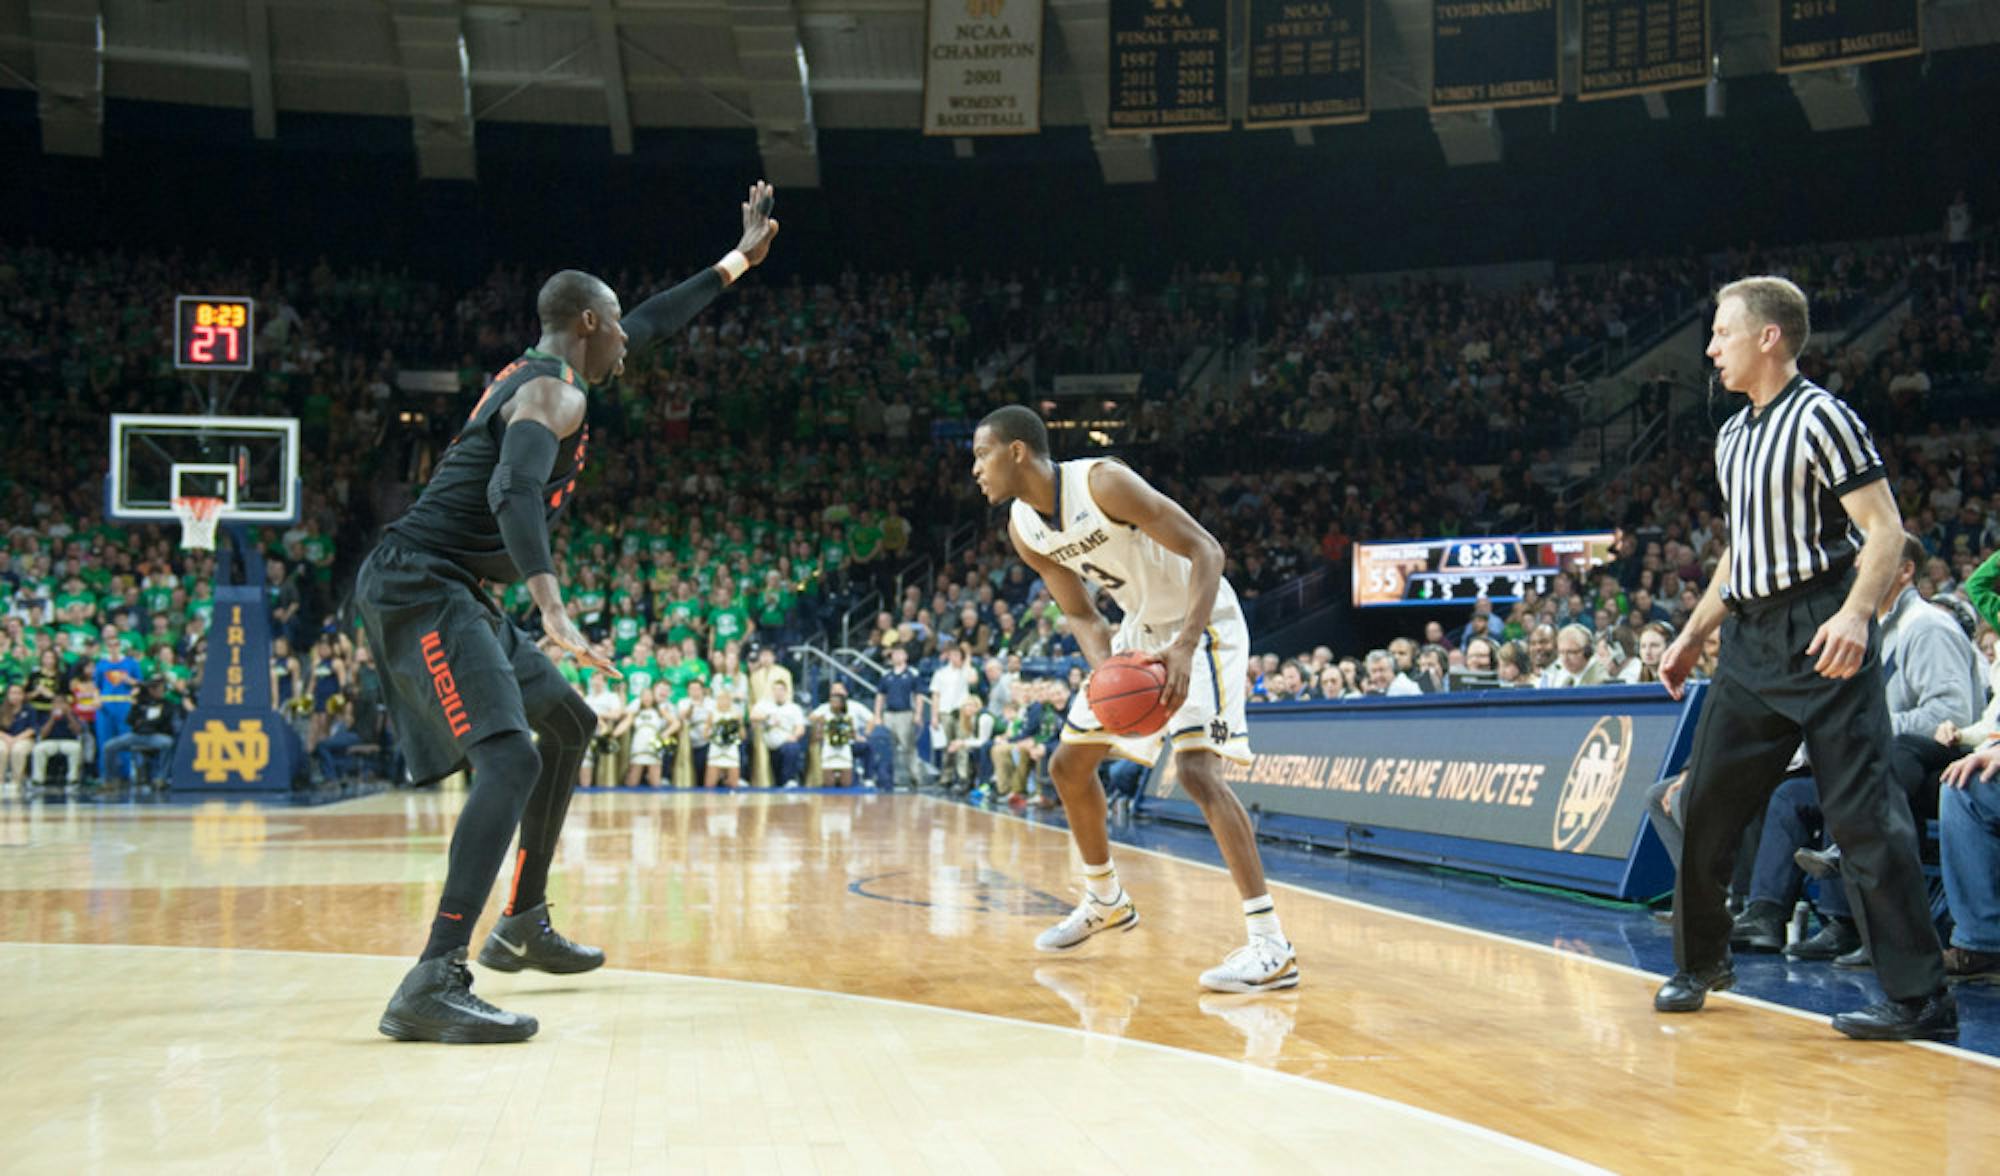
{"left": 1674, "top": 573, "right": 1946, "bottom": 1001}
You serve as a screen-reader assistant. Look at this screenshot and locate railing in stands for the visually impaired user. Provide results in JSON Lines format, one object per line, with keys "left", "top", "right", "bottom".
{"left": 1556, "top": 373, "right": 1710, "bottom": 511}
{"left": 1244, "top": 564, "right": 1336, "bottom": 634}
{"left": 1564, "top": 287, "right": 1700, "bottom": 382}
{"left": 787, "top": 644, "right": 883, "bottom": 704}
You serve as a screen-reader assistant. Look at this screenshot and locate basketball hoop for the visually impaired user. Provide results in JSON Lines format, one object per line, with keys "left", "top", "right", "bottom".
{"left": 171, "top": 496, "right": 225, "bottom": 552}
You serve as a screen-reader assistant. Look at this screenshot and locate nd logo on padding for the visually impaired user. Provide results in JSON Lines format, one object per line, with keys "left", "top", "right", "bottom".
{"left": 192, "top": 719, "right": 271, "bottom": 783}
{"left": 1554, "top": 716, "right": 1632, "bottom": 854}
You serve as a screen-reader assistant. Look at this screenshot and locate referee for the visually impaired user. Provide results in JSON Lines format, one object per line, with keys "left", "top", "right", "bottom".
{"left": 1653, "top": 276, "right": 1953, "bottom": 1041}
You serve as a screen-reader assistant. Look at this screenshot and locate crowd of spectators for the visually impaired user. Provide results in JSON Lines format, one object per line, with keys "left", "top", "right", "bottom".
{"left": 2, "top": 227, "right": 1994, "bottom": 801}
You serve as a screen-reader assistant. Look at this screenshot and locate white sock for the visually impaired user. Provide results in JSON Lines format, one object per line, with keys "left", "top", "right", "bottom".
{"left": 1244, "top": 895, "right": 1283, "bottom": 943}
{"left": 1083, "top": 860, "right": 1121, "bottom": 904}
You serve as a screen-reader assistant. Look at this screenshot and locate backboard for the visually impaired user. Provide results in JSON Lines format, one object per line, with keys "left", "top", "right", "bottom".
{"left": 106, "top": 414, "right": 301, "bottom": 525}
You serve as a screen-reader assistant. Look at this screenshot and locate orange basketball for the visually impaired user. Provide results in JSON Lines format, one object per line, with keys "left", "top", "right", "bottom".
{"left": 1087, "top": 652, "right": 1172, "bottom": 737}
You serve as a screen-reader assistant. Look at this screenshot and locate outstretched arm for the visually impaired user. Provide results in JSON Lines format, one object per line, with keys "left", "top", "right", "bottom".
{"left": 623, "top": 180, "right": 781, "bottom": 354}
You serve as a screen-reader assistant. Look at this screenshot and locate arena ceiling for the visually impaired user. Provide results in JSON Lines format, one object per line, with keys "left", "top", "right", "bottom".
{"left": 4, "top": 0, "right": 1999, "bottom": 184}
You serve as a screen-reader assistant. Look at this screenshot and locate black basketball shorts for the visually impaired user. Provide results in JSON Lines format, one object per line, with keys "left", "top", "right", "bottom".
{"left": 355, "top": 540, "right": 573, "bottom": 785}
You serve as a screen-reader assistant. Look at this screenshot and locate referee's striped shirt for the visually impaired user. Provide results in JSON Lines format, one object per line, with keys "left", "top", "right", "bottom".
{"left": 1715, "top": 374, "right": 1886, "bottom": 603}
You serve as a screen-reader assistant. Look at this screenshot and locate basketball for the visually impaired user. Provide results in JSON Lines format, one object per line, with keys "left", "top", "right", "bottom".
{"left": 1087, "top": 652, "right": 1172, "bottom": 737}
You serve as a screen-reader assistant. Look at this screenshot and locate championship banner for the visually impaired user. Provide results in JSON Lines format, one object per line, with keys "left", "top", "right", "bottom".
{"left": 1778, "top": 0, "right": 1919, "bottom": 72}
{"left": 1145, "top": 686, "right": 1699, "bottom": 897}
{"left": 1108, "top": 0, "right": 1229, "bottom": 134}
{"left": 1244, "top": 0, "right": 1369, "bottom": 129}
{"left": 923, "top": 0, "right": 1043, "bottom": 136}
{"left": 1579, "top": 0, "right": 1708, "bottom": 101}
{"left": 170, "top": 584, "right": 299, "bottom": 792}
{"left": 1430, "top": 0, "right": 1560, "bottom": 112}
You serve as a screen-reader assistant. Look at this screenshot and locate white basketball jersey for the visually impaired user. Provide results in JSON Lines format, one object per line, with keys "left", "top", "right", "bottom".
{"left": 1010, "top": 458, "right": 1242, "bottom": 636}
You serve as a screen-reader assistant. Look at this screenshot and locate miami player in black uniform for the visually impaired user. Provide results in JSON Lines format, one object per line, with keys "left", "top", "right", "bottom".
{"left": 364, "top": 182, "right": 780, "bottom": 1043}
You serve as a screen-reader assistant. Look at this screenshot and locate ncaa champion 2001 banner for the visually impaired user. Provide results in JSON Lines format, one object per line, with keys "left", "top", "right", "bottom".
{"left": 924, "top": 0, "right": 1043, "bottom": 136}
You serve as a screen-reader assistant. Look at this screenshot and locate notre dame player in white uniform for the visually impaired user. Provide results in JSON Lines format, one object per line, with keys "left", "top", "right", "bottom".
{"left": 971, "top": 406, "right": 1296, "bottom": 992}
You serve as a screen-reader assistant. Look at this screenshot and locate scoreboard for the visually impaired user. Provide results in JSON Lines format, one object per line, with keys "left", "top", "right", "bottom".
{"left": 174, "top": 295, "right": 256, "bottom": 372}
{"left": 1353, "top": 532, "right": 1617, "bottom": 608}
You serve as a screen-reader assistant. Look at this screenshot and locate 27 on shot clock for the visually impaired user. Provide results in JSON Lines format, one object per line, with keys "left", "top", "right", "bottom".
{"left": 174, "top": 295, "right": 256, "bottom": 372}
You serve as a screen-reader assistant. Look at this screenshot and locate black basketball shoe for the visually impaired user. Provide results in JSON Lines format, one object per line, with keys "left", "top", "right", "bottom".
{"left": 477, "top": 902, "right": 606, "bottom": 975}
{"left": 378, "top": 948, "right": 538, "bottom": 1043}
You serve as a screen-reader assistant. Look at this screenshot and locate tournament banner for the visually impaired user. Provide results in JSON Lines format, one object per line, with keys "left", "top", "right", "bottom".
{"left": 1778, "top": 0, "right": 1919, "bottom": 72}
{"left": 1579, "top": 0, "right": 1708, "bottom": 101}
{"left": 170, "top": 584, "right": 299, "bottom": 792}
{"left": 1245, "top": 0, "right": 1369, "bottom": 129}
{"left": 1430, "top": 0, "right": 1560, "bottom": 112}
{"left": 923, "top": 0, "right": 1043, "bottom": 136}
{"left": 1145, "top": 686, "right": 1699, "bottom": 897}
{"left": 1108, "top": 0, "right": 1229, "bottom": 134}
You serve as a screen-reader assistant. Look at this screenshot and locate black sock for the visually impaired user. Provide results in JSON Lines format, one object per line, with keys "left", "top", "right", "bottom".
{"left": 420, "top": 730, "right": 540, "bottom": 962}
{"left": 505, "top": 691, "right": 593, "bottom": 916}
{"left": 422, "top": 908, "right": 475, "bottom": 962}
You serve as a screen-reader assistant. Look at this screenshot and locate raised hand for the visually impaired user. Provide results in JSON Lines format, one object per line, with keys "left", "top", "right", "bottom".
{"left": 736, "top": 180, "right": 780, "bottom": 265}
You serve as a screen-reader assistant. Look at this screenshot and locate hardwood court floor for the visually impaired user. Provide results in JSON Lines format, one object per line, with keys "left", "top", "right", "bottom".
{"left": 4, "top": 789, "right": 1999, "bottom": 1174}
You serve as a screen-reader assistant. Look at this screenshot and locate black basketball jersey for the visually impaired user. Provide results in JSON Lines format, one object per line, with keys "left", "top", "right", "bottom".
{"left": 385, "top": 349, "right": 589, "bottom": 582}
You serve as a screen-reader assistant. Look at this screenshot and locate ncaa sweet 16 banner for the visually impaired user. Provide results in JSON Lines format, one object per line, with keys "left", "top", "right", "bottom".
{"left": 924, "top": 0, "right": 1043, "bottom": 136}
{"left": 170, "top": 583, "right": 299, "bottom": 791}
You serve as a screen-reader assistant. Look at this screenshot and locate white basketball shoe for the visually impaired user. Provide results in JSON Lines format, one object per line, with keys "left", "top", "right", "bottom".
{"left": 1198, "top": 935, "right": 1300, "bottom": 992}
{"left": 1035, "top": 889, "right": 1140, "bottom": 951}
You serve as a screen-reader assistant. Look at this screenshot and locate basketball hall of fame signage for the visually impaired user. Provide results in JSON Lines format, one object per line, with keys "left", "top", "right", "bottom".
{"left": 1244, "top": 0, "right": 1369, "bottom": 129}
{"left": 1778, "top": 0, "right": 1920, "bottom": 72}
{"left": 1430, "top": 0, "right": 1561, "bottom": 112}
{"left": 1147, "top": 705, "right": 1670, "bottom": 863}
{"left": 1108, "top": 0, "right": 1229, "bottom": 134}
{"left": 923, "top": 0, "right": 1043, "bottom": 136}
{"left": 1578, "top": 0, "right": 1709, "bottom": 102}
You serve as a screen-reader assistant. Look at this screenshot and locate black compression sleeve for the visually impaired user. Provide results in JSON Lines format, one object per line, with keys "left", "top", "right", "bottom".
{"left": 487, "top": 419, "right": 561, "bottom": 580}
{"left": 622, "top": 267, "right": 727, "bottom": 354}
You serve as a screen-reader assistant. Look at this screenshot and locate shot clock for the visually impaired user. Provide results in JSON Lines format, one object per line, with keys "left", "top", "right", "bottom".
{"left": 1352, "top": 532, "right": 1617, "bottom": 607}
{"left": 174, "top": 296, "right": 256, "bottom": 372}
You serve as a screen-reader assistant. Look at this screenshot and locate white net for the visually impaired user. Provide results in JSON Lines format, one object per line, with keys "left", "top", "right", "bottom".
{"left": 171, "top": 496, "right": 224, "bottom": 551}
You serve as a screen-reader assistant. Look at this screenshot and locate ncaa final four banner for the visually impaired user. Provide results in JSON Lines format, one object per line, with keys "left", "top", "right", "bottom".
{"left": 1108, "top": 0, "right": 1230, "bottom": 134}
{"left": 923, "top": 0, "right": 1044, "bottom": 136}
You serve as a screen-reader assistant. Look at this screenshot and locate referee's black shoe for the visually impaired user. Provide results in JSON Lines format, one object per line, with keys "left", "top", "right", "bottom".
{"left": 1832, "top": 990, "right": 1958, "bottom": 1041}
{"left": 379, "top": 949, "right": 538, "bottom": 1043}
{"left": 477, "top": 902, "right": 606, "bottom": 975}
{"left": 1654, "top": 962, "right": 1736, "bottom": 1012}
